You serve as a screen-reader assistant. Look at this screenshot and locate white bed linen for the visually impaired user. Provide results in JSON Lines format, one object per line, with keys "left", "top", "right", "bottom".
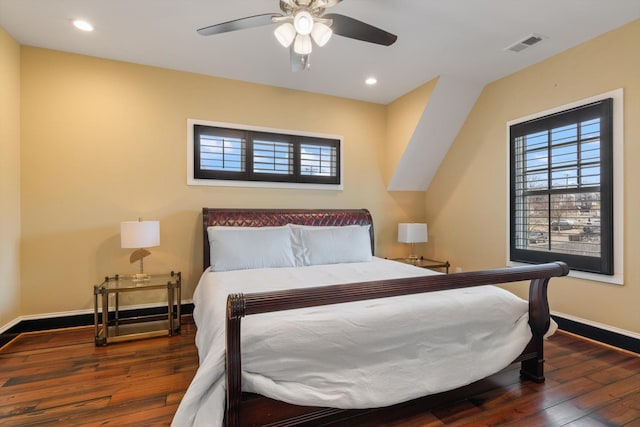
{"left": 172, "top": 257, "right": 535, "bottom": 427}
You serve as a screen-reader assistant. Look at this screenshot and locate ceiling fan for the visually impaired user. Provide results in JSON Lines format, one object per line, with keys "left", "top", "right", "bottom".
{"left": 197, "top": 0, "right": 397, "bottom": 71}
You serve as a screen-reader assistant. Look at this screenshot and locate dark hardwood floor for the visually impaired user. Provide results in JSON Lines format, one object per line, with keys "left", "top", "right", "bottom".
{"left": 0, "top": 317, "right": 638, "bottom": 426}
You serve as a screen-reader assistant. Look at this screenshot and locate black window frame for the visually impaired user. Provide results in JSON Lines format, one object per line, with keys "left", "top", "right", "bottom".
{"left": 193, "top": 124, "right": 340, "bottom": 185}
{"left": 509, "top": 98, "right": 614, "bottom": 275}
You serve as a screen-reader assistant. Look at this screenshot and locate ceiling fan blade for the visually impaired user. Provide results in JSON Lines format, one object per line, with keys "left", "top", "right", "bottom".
{"left": 323, "top": 13, "right": 397, "bottom": 46}
{"left": 290, "top": 47, "right": 310, "bottom": 72}
{"left": 197, "top": 13, "right": 281, "bottom": 36}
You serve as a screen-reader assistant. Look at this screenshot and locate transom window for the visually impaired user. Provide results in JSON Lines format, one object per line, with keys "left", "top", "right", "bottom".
{"left": 190, "top": 121, "right": 341, "bottom": 187}
{"left": 509, "top": 98, "right": 614, "bottom": 275}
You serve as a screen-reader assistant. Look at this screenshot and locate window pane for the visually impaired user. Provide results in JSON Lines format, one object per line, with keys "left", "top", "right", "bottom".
{"left": 550, "top": 191, "right": 600, "bottom": 256}
{"left": 300, "top": 144, "right": 337, "bottom": 177}
{"left": 524, "top": 172, "right": 548, "bottom": 190}
{"left": 550, "top": 124, "right": 577, "bottom": 146}
{"left": 525, "top": 149, "right": 548, "bottom": 169}
{"left": 200, "top": 134, "right": 245, "bottom": 172}
{"left": 581, "top": 140, "right": 600, "bottom": 163}
{"left": 581, "top": 119, "right": 600, "bottom": 139}
{"left": 551, "top": 145, "right": 578, "bottom": 172}
{"left": 525, "top": 131, "right": 548, "bottom": 150}
{"left": 551, "top": 168, "right": 577, "bottom": 189}
{"left": 515, "top": 192, "right": 601, "bottom": 256}
{"left": 515, "top": 193, "right": 549, "bottom": 251}
{"left": 580, "top": 166, "right": 600, "bottom": 185}
{"left": 253, "top": 139, "right": 293, "bottom": 175}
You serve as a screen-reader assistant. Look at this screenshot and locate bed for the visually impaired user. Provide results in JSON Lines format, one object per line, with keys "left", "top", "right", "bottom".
{"left": 172, "top": 208, "right": 568, "bottom": 427}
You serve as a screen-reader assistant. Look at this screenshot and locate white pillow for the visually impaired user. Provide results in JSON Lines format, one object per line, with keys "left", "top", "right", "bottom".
{"left": 288, "top": 224, "right": 314, "bottom": 266}
{"left": 207, "top": 226, "right": 296, "bottom": 272}
{"left": 290, "top": 224, "right": 372, "bottom": 266}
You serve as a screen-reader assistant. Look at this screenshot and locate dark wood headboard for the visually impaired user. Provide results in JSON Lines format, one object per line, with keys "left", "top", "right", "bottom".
{"left": 202, "top": 208, "right": 375, "bottom": 271}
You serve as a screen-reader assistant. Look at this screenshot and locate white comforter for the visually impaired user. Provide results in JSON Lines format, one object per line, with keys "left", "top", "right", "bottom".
{"left": 172, "top": 257, "right": 535, "bottom": 426}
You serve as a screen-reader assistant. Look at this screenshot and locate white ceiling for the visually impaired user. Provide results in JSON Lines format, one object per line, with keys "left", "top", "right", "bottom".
{"left": 1, "top": 0, "right": 639, "bottom": 105}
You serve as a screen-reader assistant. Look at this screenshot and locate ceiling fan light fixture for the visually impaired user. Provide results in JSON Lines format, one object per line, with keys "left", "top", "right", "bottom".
{"left": 293, "top": 11, "right": 314, "bottom": 35}
{"left": 311, "top": 22, "right": 332, "bottom": 46}
{"left": 293, "top": 34, "right": 312, "bottom": 55}
{"left": 197, "top": 0, "right": 397, "bottom": 71}
{"left": 274, "top": 22, "right": 297, "bottom": 47}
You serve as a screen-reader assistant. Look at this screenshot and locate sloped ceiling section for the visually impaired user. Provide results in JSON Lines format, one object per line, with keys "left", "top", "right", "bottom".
{"left": 387, "top": 75, "right": 485, "bottom": 191}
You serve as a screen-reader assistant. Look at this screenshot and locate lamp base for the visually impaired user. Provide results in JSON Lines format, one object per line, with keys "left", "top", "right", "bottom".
{"left": 405, "top": 243, "right": 420, "bottom": 262}
{"left": 129, "top": 248, "right": 151, "bottom": 264}
{"left": 128, "top": 251, "right": 152, "bottom": 281}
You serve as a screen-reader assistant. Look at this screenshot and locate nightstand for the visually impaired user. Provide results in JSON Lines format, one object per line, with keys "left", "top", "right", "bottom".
{"left": 392, "top": 257, "right": 450, "bottom": 273}
{"left": 93, "top": 271, "right": 181, "bottom": 345}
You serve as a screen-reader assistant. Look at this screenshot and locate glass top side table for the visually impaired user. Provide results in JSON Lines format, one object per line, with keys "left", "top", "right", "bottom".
{"left": 391, "top": 257, "right": 450, "bottom": 273}
{"left": 93, "top": 271, "right": 181, "bottom": 345}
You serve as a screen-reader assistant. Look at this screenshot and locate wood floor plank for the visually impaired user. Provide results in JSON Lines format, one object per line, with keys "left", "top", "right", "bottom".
{"left": 586, "top": 356, "right": 640, "bottom": 386}
{"left": 507, "top": 398, "right": 592, "bottom": 426}
{"left": 3, "top": 396, "right": 113, "bottom": 426}
{"left": 588, "top": 389, "right": 640, "bottom": 425}
{"left": 443, "top": 377, "right": 601, "bottom": 426}
{"left": 0, "top": 318, "right": 637, "bottom": 426}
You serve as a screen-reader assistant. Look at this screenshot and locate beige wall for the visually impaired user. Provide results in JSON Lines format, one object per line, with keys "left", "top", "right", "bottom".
{"left": 17, "top": 47, "right": 426, "bottom": 317}
{"left": 7, "top": 20, "right": 639, "bottom": 335}
{"left": 0, "top": 28, "right": 21, "bottom": 329}
{"left": 425, "top": 20, "right": 640, "bottom": 333}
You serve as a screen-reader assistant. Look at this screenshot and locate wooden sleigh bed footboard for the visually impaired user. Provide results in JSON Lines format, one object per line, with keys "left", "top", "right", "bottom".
{"left": 225, "top": 264, "right": 569, "bottom": 427}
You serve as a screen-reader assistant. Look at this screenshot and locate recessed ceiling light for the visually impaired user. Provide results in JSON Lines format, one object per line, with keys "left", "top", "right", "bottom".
{"left": 365, "top": 77, "right": 377, "bottom": 86}
{"left": 73, "top": 19, "right": 94, "bottom": 32}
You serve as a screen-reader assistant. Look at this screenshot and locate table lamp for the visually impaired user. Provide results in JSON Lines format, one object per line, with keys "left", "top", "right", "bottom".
{"left": 120, "top": 218, "right": 160, "bottom": 280}
{"left": 398, "top": 223, "right": 427, "bottom": 261}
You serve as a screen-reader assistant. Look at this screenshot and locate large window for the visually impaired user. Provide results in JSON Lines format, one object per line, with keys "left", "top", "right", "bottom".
{"left": 188, "top": 120, "right": 342, "bottom": 189}
{"left": 509, "top": 98, "right": 614, "bottom": 275}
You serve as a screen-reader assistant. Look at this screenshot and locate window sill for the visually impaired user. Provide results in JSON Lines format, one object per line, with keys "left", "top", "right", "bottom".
{"left": 507, "top": 261, "right": 623, "bottom": 286}
{"left": 187, "top": 177, "right": 343, "bottom": 191}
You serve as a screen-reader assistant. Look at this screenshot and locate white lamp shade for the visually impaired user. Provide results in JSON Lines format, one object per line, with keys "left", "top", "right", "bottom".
{"left": 120, "top": 220, "right": 160, "bottom": 248}
{"left": 274, "top": 22, "right": 296, "bottom": 47}
{"left": 398, "top": 223, "right": 428, "bottom": 243}
{"left": 311, "top": 22, "right": 332, "bottom": 47}
{"left": 293, "top": 10, "right": 314, "bottom": 35}
{"left": 293, "top": 34, "right": 312, "bottom": 55}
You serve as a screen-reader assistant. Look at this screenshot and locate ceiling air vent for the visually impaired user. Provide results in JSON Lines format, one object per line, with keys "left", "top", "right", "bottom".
{"left": 505, "top": 33, "right": 544, "bottom": 52}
